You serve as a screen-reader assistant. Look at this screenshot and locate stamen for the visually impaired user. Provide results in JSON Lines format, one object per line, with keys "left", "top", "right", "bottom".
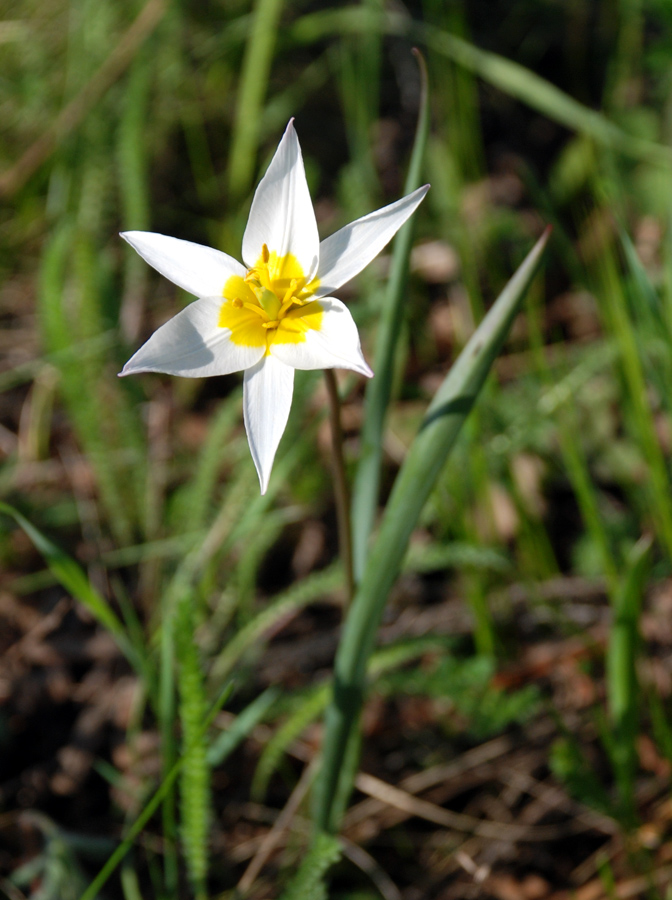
{"left": 240, "top": 253, "right": 314, "bottom": 332}
{"left": 242, "top": 302, "right": 269, "bottom": 320}
{"left": 281, "top": 279, "right": 299, "bottom": 306}
{"left": 257, "top": 267, "right": 273, "bottom": 292}
{"left": 275, "top": 279, "right": 303, "bottom": 317}
{"left": 278, "top": 297, "right": 298, "bottom": 317}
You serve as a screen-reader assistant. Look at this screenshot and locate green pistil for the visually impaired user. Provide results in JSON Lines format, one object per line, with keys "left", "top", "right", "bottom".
{"left": 258, "top": 287, "right": 281, "bottom": 318}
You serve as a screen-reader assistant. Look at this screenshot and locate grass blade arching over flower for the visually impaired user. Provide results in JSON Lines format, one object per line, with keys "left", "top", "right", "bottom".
{"left": 120, "top": 119, "right": 429, "bottom": 492}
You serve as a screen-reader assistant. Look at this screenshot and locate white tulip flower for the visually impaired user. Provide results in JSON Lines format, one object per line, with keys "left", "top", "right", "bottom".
{"left": 120, "top": 120, "right": 429, "bottom": 493}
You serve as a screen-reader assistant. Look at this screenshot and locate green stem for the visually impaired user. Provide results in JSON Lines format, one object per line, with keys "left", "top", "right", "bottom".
{"left": 325, "top": 370, "right": 354, "bottom": 604}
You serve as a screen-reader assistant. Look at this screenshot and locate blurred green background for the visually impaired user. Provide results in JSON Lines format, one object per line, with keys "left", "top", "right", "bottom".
{"left": 2, "top": 0, "right": 672, "bottom": 898}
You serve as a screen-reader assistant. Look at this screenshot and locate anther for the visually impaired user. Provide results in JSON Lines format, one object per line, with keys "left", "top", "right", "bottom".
{"left": 262, "top": 320, "right": 279, "bottom": 330}
{"left": 232, "top": 297, "right": 243, "bottom": 308}
{"left": 242, "top": 302, "right": 269, "bottom": 319}
{"left": 261, "top": 244, "right": 270, "bottom": 264}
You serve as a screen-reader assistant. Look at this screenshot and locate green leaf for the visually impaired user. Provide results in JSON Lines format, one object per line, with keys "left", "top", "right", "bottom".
{"left": 253, "top": 684, "right": 330, "bottom": 802}
{"left": 175, "top": 595, "right": 210, "bottom": 900}
{"left": 550, "top": 737, "right": 613, "bottom": 817}
{"left": 0, "top": 502, "right": 126, "bottom": 642}
{"left": 79, "top": 682, "right": 235, "bottom": 900}
{"left": 277, "top": 832, "right": 342, "bottom": 900}
{"left": 207, "top": 686, "right": 279, "bottom": 767}
{"left": 606, "top": 534, "right": 652, "bottom": 812}
{"left": 315, "top": 228, "right": 551, "bottom": 833}
{"left": 209, "top": 563, "right": 343, "bottom": 685}
{"left": 228, "top": 0, "right": 285, "bottom": 200}
{"left": 350, "top": 49, "right": 431, "bottom": 582}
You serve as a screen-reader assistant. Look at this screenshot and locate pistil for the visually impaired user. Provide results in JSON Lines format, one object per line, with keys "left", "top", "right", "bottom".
{"left": 235, "top": 247, "right": 316, "bottom": 343}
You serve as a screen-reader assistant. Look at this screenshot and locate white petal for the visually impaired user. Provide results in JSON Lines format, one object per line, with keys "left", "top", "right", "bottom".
{"left": 119, "top": 297, "right": 265, "bottom": 377}
{"left": 122, "top": 231, "right": 245, "bottom": 298}
{"left": 270, "top": 298, "right": 373, "bottom": 378}
{"left": 242, "top": 120, "right": 320, "bottom": 281}
{"left": 315, "top": 185, "right": 430, "bottom": 298}
{"left": 243, "top": 355, "right": 295, "bottom": 493}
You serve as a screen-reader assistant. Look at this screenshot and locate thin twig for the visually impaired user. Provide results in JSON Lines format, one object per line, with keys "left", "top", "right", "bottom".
{"left": 353, "top": 771, "right": 597, "bottom": 842}
{"left": 343, "top": 734, "right": 513, "bottom": 832}
{"left": 324, "top": 369, "right": 354, "bottom": 603}
{"left": 236, "top": 757, "right": 318, "bottom": 895}
{"left": 339, "top": 837, "right": 402, "bottom": 900}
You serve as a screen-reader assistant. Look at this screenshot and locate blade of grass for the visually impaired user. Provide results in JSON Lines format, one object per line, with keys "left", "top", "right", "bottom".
{"left": 597, "top": 244, "right": 672, "bottom": 557}
{"left": 462, "top": 419, "right": 499, "bottom": 657}
{"left": 290, "top": 8, "right": 672, "bottom": 167}
{"left": 40, "top": 223, "right": 146, "bottom": 544}
{"left": 78, "top": 682, "right": 234, "bottom": 900}
{"left": 170, "top": 391, "right": 242, "bottom": 535}
{"left": 607, "top": 534, "right": 651, "bottom": 821}
{"left": 555, "top": 405, "right": 620, "bottom": 593}
{"left": 334, "top": 24, "right": 380, "bottom": 214}
{"left": 210, "top": 563, "right": 343, "bottom": 686}
{"left": 176, "top": 595, "right": 210, "bottom": 900}
{"left": 619, "top": 228, "right": 672, "bottom": 423}
{"left": 350, "top": 49, "right": 430, "bottom": 583}
{"left": 315, "top": 227, "right": 551, "bottom": 833}
{"left": 0, "top": 502, "right": 141, "bottom": 666}
{"left": 117, "top": 50, "right": 151, "bottom": 350}
{"left": 429, "top": 4, "right": 484, "bottom": 183}
{"left": 277, "top": 831, "right": 342, "bottom": 900}
{"left": 227, "top": 0, "right": 285, "bottom": 202}
{"left": 159, "top": 595, "right": 178, "bottom": 895}
{"left": 253, "top": 683, "right": 331, "bottom": 802}
{"left": 531, "top": 333, "right": 620, "bottom": 593}
{"left": 120, "top": 865, "right": 143, "bottom": 900}
{"left": 255, "top": 637, "right": 446, "bottom": 804}
{"left": 0, "top": 0, "right": 166, "bottom": 198}
{"left": 207, "top": 687, "right": 280, "bottom": 767}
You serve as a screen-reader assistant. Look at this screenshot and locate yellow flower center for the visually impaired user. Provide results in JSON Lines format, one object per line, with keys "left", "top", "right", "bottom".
{"left": 219, "top": 244, "right": 322, "bottom": 353}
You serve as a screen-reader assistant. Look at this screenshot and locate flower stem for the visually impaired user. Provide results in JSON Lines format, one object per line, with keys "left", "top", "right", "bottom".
{"left": 324, "top": 369, "right": 354, "bottom": 604}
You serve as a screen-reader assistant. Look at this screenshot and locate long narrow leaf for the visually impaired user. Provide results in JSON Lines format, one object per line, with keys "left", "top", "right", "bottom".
{"left": 78, "top": 682, "right": 234, "bottom": 900}
{"left": 210, "top": 563, "right": 343, "bottom": 685}
{"left": 350, "top": 49, "right": 430, "bottom": 583}
{"left": 315, "top": 227, "right": 551, "bottom": 833}
{"left": 277, "top": 832, "right": 342, "bottom": 900}
{"left": 607, "top": 534, "right": 651, "bottom": 813}
{"left": 0, "top": 502, "right": 125, "bottom": 641}
{"left": 176, "top": 596, "right": 210, "bottom": 900}
{"left": 228, "top": 0, "right": 285, "bottom": 200}
{"left": 207, "top": 686, "right": 280, "bottom": 766}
